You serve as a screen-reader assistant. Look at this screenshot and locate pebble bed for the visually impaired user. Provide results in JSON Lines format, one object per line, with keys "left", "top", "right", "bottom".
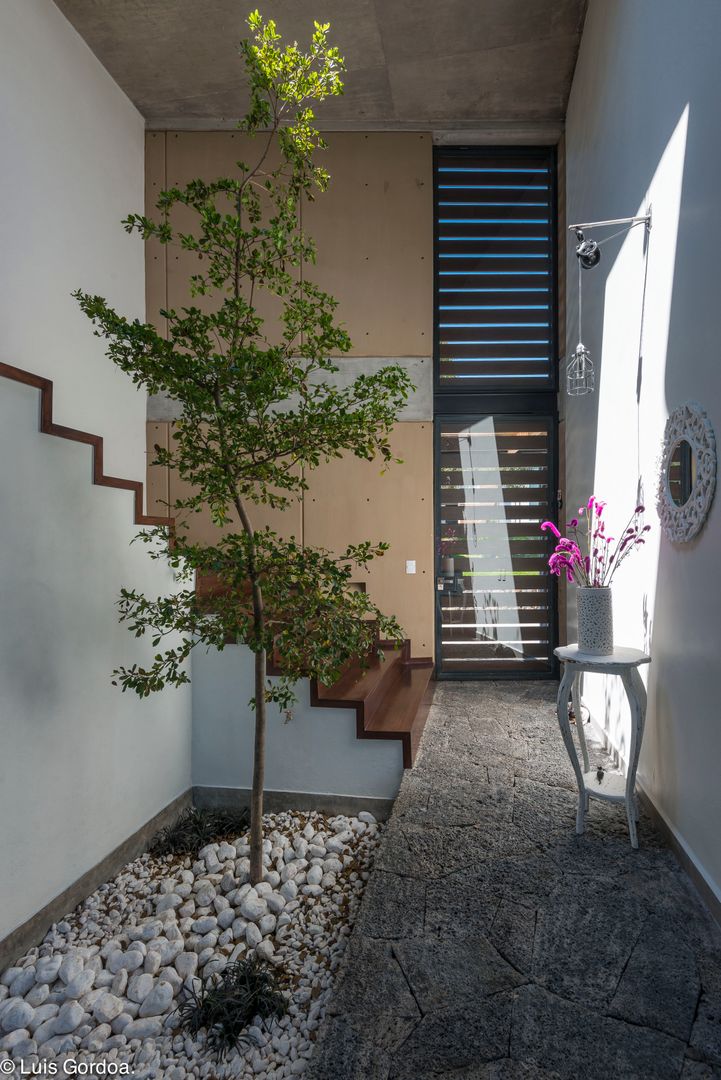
{"left": 0, "top": 810, "right": 380, "bottom": 1078}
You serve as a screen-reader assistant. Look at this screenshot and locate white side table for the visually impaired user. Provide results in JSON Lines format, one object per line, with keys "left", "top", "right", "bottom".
{"left": 554, "top": 645, "right": 651, "bottom": 849}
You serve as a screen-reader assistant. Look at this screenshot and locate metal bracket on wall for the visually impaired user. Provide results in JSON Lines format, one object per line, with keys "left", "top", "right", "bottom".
{"left": 568, "top": 209, "right": 652, "bottom": 236}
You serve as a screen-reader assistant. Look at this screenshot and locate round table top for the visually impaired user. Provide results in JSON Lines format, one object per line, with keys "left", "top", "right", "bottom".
{"left": 555, "top": 644, "right": 651, "bottom": 668}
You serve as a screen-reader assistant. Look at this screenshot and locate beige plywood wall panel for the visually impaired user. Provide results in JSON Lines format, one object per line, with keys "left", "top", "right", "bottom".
{"left": 145, "top": 132, "right": 167, "bottom": 337}
{"left": 164, "top": 132, "right": 296, "bottom": 344}
{"left": 145, "top": 133, "right": 436, "bottom": 653}
{"left": 302, "top": 133, "right": 433, "bottom": 356}
{"left": 162, "top": 423, "right": 302, "bottom": 545}
{"left": 304, "top": 422, "right": 434, "bottom": 655}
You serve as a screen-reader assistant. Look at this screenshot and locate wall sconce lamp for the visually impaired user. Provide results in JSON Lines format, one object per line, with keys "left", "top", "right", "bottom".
{"left": 565, "top": 210, "right": 652, "bottom": 396}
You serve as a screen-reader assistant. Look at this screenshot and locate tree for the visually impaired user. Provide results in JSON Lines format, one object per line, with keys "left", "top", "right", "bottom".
{"left": 75, "top": 11, "right": 412, "bottom": 884}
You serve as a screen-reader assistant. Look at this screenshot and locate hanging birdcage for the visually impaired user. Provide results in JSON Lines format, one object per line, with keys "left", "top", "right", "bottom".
{"left": 567, "top": 341, "right": 594, "bottom": 396}
{"left": 566, "top": 253, "right": 594, "bottom": 396}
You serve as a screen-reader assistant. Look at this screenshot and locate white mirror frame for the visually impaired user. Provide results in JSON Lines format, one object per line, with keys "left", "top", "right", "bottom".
{"left": 657, "top": 401, "right": 716, "bottom": 543}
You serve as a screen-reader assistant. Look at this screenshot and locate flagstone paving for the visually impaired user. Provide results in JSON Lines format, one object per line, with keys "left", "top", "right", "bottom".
{"left": 307, "top": 681, "right": 721, "bottom": 1080}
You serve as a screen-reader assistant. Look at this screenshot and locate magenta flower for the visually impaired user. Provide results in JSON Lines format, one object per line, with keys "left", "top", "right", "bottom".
{"left": 540, "top": 495, "right": 650, "bottom": 588}
{"left": 540, "top": 521, "right": 562, "bottom": 539}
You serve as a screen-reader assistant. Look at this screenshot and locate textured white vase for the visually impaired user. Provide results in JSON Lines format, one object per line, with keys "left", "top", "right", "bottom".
{"left": 577, "top": 586, "right": 613, "bottom": 655}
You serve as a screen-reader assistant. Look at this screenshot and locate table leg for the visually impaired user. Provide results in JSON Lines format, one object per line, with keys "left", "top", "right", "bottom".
{"left": 628, "top": 667, "right": 647, "bottom": 780}
{"left": 556, "top": 663, "right": 586, "bottom": 834}
{"left": 571, "top": 672, "right": 590, "bottom": 773}
{"left": 621, "top": 669, "right": 645, "bottom": 850}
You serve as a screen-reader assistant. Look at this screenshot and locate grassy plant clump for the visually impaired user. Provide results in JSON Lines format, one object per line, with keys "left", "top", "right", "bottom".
{"left": 149, "top": 806, "right": 249, "bottom": 857}
{"left": 176, "top": 957, "right": 287, "bottom": 1059}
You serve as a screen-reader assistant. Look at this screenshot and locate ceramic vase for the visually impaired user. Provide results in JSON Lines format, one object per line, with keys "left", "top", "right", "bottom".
{"left": 577, "top": 586, "right": 613, "bottom": 655}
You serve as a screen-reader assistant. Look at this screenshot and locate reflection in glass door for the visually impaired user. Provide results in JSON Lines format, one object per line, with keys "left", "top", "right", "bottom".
{"left": 436, "top": 415, "right": 556, "bottom": 676}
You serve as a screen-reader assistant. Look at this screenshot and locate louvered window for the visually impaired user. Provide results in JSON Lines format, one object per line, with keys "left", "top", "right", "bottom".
{"left": 434, "top": 148, "right": 556, "bottom": 390}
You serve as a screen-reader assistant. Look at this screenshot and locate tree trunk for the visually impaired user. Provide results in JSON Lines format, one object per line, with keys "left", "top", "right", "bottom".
{"left": 227, "top": 469, "right": 267, "bottom": 884}
{"left": 250, "top": 634, "right": 267, "bottom": 885}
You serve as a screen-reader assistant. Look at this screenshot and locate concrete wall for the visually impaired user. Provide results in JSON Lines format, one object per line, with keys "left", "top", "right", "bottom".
{"left": 191, "top": 647, "right": 404, "bottom": 801}
{"left": 0, "top": 0, "right": 192, "bottom": 945}
{"left": 565, "top": 0, "right": 721, "bottom": 899}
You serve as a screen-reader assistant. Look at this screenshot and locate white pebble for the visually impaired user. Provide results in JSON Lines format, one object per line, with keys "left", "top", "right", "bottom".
{"left": 240, "top": 894, "right": 268, "bottom": 923}
{"left": 54, "top": 1000, "right": 84, "bottom": 1034}
{"left": 1, "top": 1000, "right": 34, "bottom": 1034}
{"left": 138, "top": 981, "right": 174, "bottom": 1018}
{"left": 246, "top": 924, "right": 262, "bottom": 950}
{"left": 93, "top": 994, "right": 124, "bottom": 1025}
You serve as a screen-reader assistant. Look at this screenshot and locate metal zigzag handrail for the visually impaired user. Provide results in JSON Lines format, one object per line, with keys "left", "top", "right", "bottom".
{"left": 0, "top": 361, "right": 172, "bottom": 527}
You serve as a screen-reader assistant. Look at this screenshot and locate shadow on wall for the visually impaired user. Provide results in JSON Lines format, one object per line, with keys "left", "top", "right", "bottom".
{"left": 566, "top": 0, "right": 721, "bottom": 896}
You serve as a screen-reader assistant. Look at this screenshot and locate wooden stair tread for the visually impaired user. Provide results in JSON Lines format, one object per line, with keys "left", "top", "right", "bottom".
{"left": 365, "top": 665, "right": 434, "bottom": 735}
{"left": 315, "top": 645, "right": 403, "bottom": 705}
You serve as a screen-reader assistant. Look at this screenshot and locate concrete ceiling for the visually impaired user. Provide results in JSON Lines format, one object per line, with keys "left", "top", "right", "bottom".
{"left": 54, "top": 0, "right": 587, "bottom": 138}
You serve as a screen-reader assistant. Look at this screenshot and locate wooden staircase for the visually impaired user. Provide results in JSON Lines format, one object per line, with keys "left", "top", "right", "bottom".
{"left": 199, "top": 571, "right": 435, "bottom": 770}
{"left": 311, "top": 640, "right": 434, "bottom": 768}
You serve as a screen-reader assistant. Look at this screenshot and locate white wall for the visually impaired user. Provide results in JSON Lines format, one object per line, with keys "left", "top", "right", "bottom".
{"left": 565, "top": 0, "right": 721, "bottom": 898}
{"left": 192, "top": 647, "right": 404, "bottom": 801}
{"left": 0, "top": 0, "right": 191, "bottom": 943}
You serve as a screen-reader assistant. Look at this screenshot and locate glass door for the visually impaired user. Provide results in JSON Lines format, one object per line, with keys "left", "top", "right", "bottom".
{"left": 436, "top": 414, "right": 556, "bottom": 676}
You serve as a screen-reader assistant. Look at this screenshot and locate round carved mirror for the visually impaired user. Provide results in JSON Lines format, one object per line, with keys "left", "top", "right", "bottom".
{"left": 658, "top": 402, "right": 716, "bottom": 542}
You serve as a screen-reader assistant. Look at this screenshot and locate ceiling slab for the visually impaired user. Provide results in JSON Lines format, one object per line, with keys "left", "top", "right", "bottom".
{"left": 54, "top": 0, "right": 586, "bottom": 135}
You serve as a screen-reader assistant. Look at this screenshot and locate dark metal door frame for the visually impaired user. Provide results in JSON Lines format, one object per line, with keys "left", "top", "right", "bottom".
{"left": 432, "top": 144, "right": 560, "bottom": 679}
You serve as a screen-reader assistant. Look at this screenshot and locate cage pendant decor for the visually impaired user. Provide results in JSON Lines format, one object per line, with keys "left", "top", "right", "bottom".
{"left": 567, "top": 257, "right": 595, "bottom": 396}
{"left": 565, "top": 208, "right": 651, "bottom": 397}
{"left": 567, "top": 342, "right": 595, "bottom": 396}
{"left": 577, "top": 586, "right": 613, "bottom": 655}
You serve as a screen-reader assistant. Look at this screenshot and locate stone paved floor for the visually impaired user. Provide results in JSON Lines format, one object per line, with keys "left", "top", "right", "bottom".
{"left": 307, "top": 681, "right": 721, "bottom": 1080}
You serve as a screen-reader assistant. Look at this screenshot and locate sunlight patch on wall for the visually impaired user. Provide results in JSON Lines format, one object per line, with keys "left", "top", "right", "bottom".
{"left": 589, "top": 105, "right": 689, "bottom": 754}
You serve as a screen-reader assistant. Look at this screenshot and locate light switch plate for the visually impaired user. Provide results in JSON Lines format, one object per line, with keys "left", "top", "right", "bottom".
{"left": 405, "top": 560, "right": 416, "bottom": 574}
